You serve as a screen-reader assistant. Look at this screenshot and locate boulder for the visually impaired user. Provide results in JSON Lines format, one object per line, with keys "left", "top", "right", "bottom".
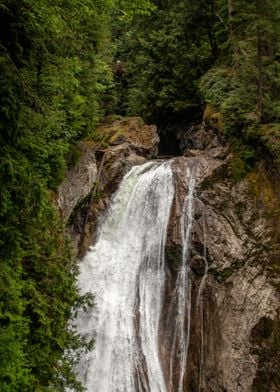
{"left": 61, "top": 116, "right": 159, "bottom": 254}
{"left": 58, "top": 143, "right": 97, "bottom": 221}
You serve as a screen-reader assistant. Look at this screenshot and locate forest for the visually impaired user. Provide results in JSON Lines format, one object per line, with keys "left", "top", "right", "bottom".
{"left": 0, "top": 0, "right": 279, "bottom": 390}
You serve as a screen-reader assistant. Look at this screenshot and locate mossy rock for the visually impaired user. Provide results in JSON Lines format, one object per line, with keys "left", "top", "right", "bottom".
{"left": 165, "top": 245, "right": 182, "bottom": 269}
{"left": 210, "top": 112, "right": 224, "bottom": 132}
{"left": 246, "top": 167, "right": 280, "bottom": 275}
{"left": 246, "top": 169, "right": 279, "bottom": 213}
{"left": 109, "top": 128, "right": 126, "bottom": 145}
{"left": 203, "top": 103, "right": 217, "bottom": 122}
{"left": 210, "top": 261, "right": 245, "bottom": 282}
{"left": 229, "top": 155, "right": 248, "bottom": 181}
{"left": 260, "top": 123, "right": 280, "bottom": 163}
{"left": 251, "top": 317, "right": 280, "bottom": 392}
{"left": 203, "top": 104, "right": 224, "bottom": 132}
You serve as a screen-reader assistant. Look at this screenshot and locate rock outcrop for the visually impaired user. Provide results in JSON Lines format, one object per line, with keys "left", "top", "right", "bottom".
{"left": 58, "top": 143, "right": 97, "bottom": 221}
{"left": 61, "top": 116, "right": 279, "bottom": 391}
{"left": 59, "top": 116, "right": 159, "bottom": 254}
{"left": 95, "top": 116, "right": 159, "bottom": 158}
{"left": 163, "top": 126, "right": 280, "bottom": 392}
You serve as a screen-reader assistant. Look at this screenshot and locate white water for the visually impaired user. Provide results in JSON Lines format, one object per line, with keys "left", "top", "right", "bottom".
{"left": 74, "top": 161, "right": 175, "bottom": 392}
{"left": 197, "top": 206, "right": 208, "bottom": 392}
{"left": 169, "top": 165, "right": 197, "bottom": 392}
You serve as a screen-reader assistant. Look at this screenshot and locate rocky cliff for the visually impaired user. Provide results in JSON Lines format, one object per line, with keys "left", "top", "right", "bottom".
{"left": 59, "top": 116, "right": 279, "bottom": 391}
{"left": 58, "top": 116, "right": 158, "bottom": 255}
{"left": 164, "top": 125, "right": 279, "bottom": 392}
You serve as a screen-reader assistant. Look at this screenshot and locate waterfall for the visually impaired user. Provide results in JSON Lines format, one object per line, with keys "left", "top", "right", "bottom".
{"left": 74, "top": 161, "right": 175, "bottom": 392}
{"left": 169, "top": 165, "right": 197, "bottom": 392}
{"left": 197, "top": 206, "right": 208, "bottom": 392}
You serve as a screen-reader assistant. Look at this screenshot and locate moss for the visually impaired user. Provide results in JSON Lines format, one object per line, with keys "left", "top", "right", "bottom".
{"left": 251, "top": 317, "right": 280, "bottom": 392}
{"left": 66, "top": 144, "right": 84, "bottom": 169}
{"left": 88, "top": 119, "right": 128, "bottom": 149}
{"left": 203, "top": 103, "right": 217, "bottom": 121}
{"left": 210, "top": 261, "right": 245, "bottom": 282}
{"left": 101, "top": 114, "right": 123, "bottom": 125}
{"left": 203, "top": 104, "right": 224, "bottom": 133}
{"left": 229, "top": 155, "right": 248, "bottom": 181}
{"left": 137, "top": 117, "right": 145, "bottom": 127}
{"left": 246, "top": 169, "right": 279, "bottom": 214}
{"left": 210, "top": 112, "right": 224, "bottom": 133}
{"left": 271, "top": 263, "right": 280, "bottom": 273}
{"left": 246, "top": 168, "right": 280, "bottom": 276}
{"left": 260, "top": 123, "right": 280, "bottom": 163}
{"left": 165, "top": 245, "right": 182, "bottom": 268}
{"left": 228, "top": 139, "right": 256, "bottom": 181}
{"left": 109, "top": 128, "right": 126, "bottom": 144}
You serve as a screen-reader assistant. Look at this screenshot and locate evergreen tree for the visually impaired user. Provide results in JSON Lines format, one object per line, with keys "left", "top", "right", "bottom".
{"left": 114, "top": 0, "right": 229, "bottom": 121}
{"left": 0, "top": 0, "right": 155, "bottom": 390}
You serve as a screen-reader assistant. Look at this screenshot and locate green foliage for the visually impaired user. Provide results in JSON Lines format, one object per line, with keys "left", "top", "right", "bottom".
{"left": 199, "top": 0, "right": 280, "bottom": 160}
{"left": 0, "top": 147, "right": 82, "bottom": 390}
{"left": 259, "top": 124, "right": 280, "bottom": 163}
{"left": 229, "top": 140, "right": 256, "bottom": 180}
{"left": 0, "top": 0, "right": 157, "bottom": 389}
{"left": 199, "top": 67, "right": 232, "bottom": 108}
{"left": 0, "top": 0, "right": 279, "bottom": 388}
{"left": 113, "top": 0, "right": 225, "bottom": 125}
{"left": 117, "top": 0, "right": 157, "bottom": 17}
{"left": 112, "top": 0, "right": 280, "bottom": 166}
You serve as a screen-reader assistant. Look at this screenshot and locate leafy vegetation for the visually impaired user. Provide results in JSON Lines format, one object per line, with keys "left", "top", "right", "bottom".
{"left": 0, "top": 0, "right": 154, "bottom": 390}
{"left": 0, "top": 0, "right": 279, "bottom": 389}
{"left": 113, "top": 0, "right": 280, "bottom": 161}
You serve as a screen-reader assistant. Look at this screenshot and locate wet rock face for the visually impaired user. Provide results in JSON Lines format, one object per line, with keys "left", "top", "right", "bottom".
{"left": 61, "top": 118, "right": 279, "bottom": 391}
{"left": 58, "top": 144, "right": 97, "bottom": 221}
{"left": 177, "top": 123, "right": 225, "bottom": 152}
{"left": 163, "top": 132, "right": 279, "bottom": 392}
{"left": 61, "top": 117, "right": 158, "bottom": 255}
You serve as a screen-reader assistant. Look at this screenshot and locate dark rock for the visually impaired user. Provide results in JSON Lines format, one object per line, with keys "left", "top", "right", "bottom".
{"left": 60, "top": 118, "right": 280, "bottom": 391}
{"left": 60, "top": 117, "right": 159, "bottom": 256}
{"left": 162, "top": 146, "right": 279, "bottom": 392}
{"left": 177, "top": 123, "right": 226, "bottom": 152}
{"left": 190, "top": 254, "right": 207, "bottom": 275}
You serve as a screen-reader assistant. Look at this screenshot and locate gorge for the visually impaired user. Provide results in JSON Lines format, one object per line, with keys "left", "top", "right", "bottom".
{"left": 1, "top": 2, "right": 280, "bottom": 390}
{"left": 61, "top": 117, "right": 279, "bottom": 392}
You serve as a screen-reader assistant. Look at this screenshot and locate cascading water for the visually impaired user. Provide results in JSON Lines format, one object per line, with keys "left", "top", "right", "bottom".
{"left": 197, "top": 206, "right": 208, "bottom": 392}
{"left": 73, "top": 158, "right": 207, "bottom": 392}
{"left": 74, "top": 161, "right": 175, "bottom": 392}
{"left": 169, "top": 165, "right": 197, "bottom": 392}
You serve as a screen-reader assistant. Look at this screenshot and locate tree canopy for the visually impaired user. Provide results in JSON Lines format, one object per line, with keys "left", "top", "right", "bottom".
{"left": 0, "top": 0, "right": 154, "bottom": 390}
{"left": 114, "top": 0, "right": 280, "bottom": 159}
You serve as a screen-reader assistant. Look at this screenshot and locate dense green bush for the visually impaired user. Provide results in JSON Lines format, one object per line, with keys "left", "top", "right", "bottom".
{"left": 113, "top": 0, "right": 280, "bottom": 163}
{"left": 0, "top": 0, "right": 155, "bottom": 389}
{"left": 199, "top": 0, "right": 280, "bottom": 141}
{"left": 113, "top": 0, "right": 229, "bottom": 126}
